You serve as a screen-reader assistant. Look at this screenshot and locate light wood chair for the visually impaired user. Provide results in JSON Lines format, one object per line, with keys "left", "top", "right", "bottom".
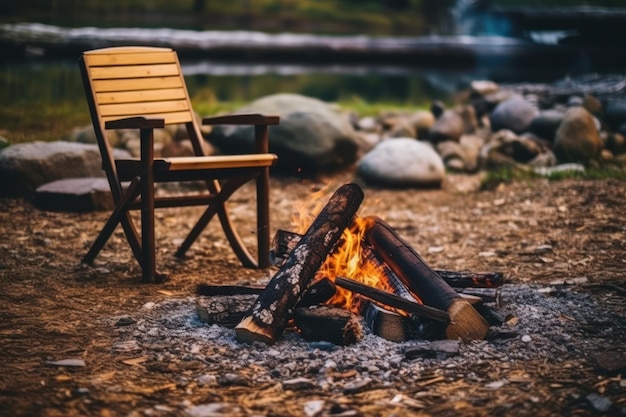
{"left": 79, "top": 46, "right": 279, "bottom": 283}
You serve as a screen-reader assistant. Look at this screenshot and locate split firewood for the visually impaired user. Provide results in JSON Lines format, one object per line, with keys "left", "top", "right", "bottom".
{"left": 293, "top": 305, "right": 363, "bottom": 346}
{"left": 270, "top": 229, "right": 503, "bottom": 289}
{"left": 235, "top": 183, "right": 364, "bottom": 344}
{"left": 364, "top": 216, "right": 490, "bottom": 342}
{"left": 362, "top": 301, "right": 410, "bottom": 343}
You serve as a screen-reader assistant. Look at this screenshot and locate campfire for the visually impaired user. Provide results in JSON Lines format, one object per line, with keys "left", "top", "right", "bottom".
{"left": 197, "top": 183, "right": 506, "bottom": 346}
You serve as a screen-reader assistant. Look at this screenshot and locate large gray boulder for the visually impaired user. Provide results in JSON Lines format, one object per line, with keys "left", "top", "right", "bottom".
{"left": 206, "top": 94, "right": 360, "bottom": 176}
{"left": 0, "top": 141, "right": 130, "bottom": 197}
{"left": 357, "top": 138, "right": 445, "bottom": 188}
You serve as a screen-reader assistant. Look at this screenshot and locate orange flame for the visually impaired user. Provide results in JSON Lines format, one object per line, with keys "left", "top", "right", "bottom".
{"left": 292, "top": 190, "right": 408, "bottom": 314}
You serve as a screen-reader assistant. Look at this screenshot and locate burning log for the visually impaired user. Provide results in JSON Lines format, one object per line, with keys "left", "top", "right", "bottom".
{"left": 293, "top": 306, "right": 363, "bottom": 346}
{"left": 235, "top": 183, "right": 364, "bottom": 344}
{"left": 270, "top": 229, "right": 503, "bottom": 290}
{"left": 334, "top": 277, "right": 449, "bottom": 323}
{"left": 364, "top": 216, "right": 490, "bottom": 342}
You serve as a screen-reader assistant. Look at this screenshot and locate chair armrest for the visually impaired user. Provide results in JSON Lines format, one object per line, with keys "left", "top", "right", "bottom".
{"left": 202, "top": 113, "right": 279, "bottom": 126}
{"left": 105, "top": 117, "right": 165, "bottom": 130}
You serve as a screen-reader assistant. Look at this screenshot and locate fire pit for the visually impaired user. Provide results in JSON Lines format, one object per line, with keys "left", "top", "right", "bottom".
{"left": 196, "top": 183, "right": 510, "bottom": 347}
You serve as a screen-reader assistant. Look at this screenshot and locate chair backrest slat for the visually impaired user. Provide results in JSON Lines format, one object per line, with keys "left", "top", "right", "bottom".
{"left": 93, "top": 76, "right": 184, "bottom": 92}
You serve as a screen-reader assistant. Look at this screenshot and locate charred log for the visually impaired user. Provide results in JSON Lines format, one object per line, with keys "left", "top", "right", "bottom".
{"left": 364, "top": 216, "right": 490, "bottom": 342}
{"left": 235, "top": 183, "right": 364, "bottom": 344}
{"left": 293, "top": 305, "right": 363, "bottom": 346}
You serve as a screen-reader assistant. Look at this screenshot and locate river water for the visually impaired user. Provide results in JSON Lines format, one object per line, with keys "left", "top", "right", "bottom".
{"left": 2, "top": 4, "right": 625, "bottom": 112}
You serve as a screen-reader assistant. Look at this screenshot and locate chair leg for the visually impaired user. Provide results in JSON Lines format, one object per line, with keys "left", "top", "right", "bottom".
{"left": 82, "top": 178, "right": 141, "bottom": 265}
{"left": 175, "top": 177, "right": 257, "bottom": 269}
{"left": 256, "top": 166, "right": 271, "bottom": 269}
{"left": 140, "top": 129, "right": 156, "bottom": 283}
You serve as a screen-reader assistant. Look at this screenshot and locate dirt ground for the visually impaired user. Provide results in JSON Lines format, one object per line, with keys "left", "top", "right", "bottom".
{"left": 0, "top": 172, "right": 625, "bottom": 417}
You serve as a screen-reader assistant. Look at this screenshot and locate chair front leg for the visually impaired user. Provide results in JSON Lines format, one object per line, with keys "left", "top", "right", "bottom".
{"left": 140, "top": 127, "right": 156, "bottom": 283}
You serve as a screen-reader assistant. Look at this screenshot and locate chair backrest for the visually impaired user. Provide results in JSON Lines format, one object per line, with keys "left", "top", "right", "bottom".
{"left": 81, "top": 46, "right": 195, "bottom": 127}
{"left": 79, "top": 46, "right": 202, "bottom": 199}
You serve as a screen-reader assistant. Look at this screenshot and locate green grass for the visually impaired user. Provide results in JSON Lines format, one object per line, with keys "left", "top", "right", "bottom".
{"left": 481, "top": 165, "right": 626, "bottom": 190}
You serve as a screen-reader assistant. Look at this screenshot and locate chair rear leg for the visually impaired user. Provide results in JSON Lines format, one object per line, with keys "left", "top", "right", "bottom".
{"left": 175, "top": 177, "right": 257, "bottom": 269}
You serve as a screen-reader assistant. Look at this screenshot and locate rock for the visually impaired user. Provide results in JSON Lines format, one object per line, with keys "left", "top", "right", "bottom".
{"left": 470, "top": 80, "right": 499, "bottom": 96}
{"left": 429, "top": 109, "right": 464, "bottom": 143}
{"left": 0, "top": 141, "right": 131, "bottom": 197}
{"left": 282, "top": 377, "right": 316, "bottom": 390}
{"left": 481, "top": 130, "right": 556, "bottom": 169}
{"left": 554, "top": 107, "right": 603, "bottom": 164}
{"left": 387, "top": 118, "right": 416, "bottom": 139}
{"left": 357, "top": 138, "right": 445, "bottom": 188}
{"left": 404, "top": 340, "right": 460, "bottom": 359}
{"left": 594, "top": 350, "right": 626, "bottom": 373}
{"left": 206, "top": 93, "right": 359, "bottom": 176}
{"left": 356, "top": 116, "right": 380, "bottom": 132}
{"left": 430, "top": 100, "right": 445, "bottom": 119}
{"left": 34, "top": 177, "right": 113, "bottom": 212}
{"left": 527, "top": 109, "right": 565, "bottom": 143}
{"left": 606, "top": 132, "right": 626, "bottom": 155}
{"left": 118, "top": 128, "right": 172, "bottom": 158}
{"left": 436, "top": 134, "right": 485, "bottom": 173}
{"left": 489, "top": 96, "right": 539, "bottom": 134}
{"left": 409, "top": 110, "right": 436, "bottom": 139}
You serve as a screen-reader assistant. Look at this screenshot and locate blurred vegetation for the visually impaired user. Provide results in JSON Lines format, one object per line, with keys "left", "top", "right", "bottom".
{"left": 481, "top": 165, "right": 626, "bottom": 189}
{"left": 2, "top": 0, "right": 625, "bottom": 149}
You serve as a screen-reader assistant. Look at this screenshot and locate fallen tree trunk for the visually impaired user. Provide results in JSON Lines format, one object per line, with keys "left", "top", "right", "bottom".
{"left": 235, "top": 183, "right": 364, "bottom": 344}
{"left": 364, "top": 216, "right": 490, "bottom": 342}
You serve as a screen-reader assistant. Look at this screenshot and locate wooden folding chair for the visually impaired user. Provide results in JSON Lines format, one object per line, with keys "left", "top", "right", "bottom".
{"left": 79, "top": 46, "right": 279, "bottom": 283}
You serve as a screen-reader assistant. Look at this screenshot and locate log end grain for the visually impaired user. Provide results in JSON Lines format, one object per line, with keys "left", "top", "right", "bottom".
{"left": 445, "top": 299, "right": 490, "bottom": 342}
{"left": 235, "top": 316, "right": 276, "bottom": 345}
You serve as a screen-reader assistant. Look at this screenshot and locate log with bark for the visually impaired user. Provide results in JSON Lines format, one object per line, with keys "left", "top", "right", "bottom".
{"left": 270, "top": 229, "right": 503, "bottom": 289}
{"left": 364, "top": 216, "right": 490, "bottom": 342}
{"left": 235, "top": 183, "right": 364, "bottom": 344}
{"left": 196, "top": 278, "right": 337, "bottom": 328}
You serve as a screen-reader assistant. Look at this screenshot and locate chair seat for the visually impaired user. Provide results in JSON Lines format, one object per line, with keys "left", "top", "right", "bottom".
{"left": 116, "top": 153, "right": 278, "bottom": 181}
